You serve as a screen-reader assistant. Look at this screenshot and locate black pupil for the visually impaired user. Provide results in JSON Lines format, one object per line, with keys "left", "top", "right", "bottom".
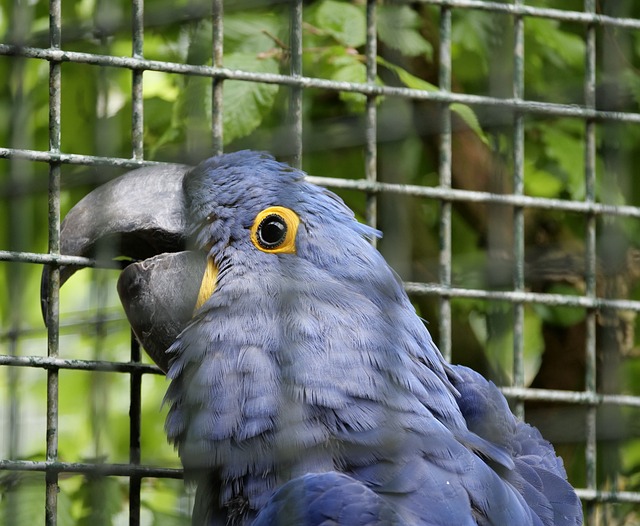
{"left": 258, "top": 214, "right": 287, "bottom": 248}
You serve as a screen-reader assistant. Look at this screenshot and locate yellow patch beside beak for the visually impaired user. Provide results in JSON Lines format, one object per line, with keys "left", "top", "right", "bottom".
{"left": 195, "top": 257, "right": 218, "bottom": 311}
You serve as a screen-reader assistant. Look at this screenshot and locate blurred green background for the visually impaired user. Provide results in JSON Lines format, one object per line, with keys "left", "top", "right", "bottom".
{"left": 3, "top": 0, "right": 640, "bottom": 524}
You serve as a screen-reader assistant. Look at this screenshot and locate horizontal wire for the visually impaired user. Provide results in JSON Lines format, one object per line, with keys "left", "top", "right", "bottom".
{"left": 307, "top": 176, "right": 640, "bottom": 219}
{"left": 0, "top": 249, "right": 96, "bottom": 267}
{"left": 7, "top": 457, "right": 640, "bottom": 505}
{"left": 0, "top": 354, "right": 163, "bottom": 375}
{"left": 2, "top": 462, "right": 638, "bottom": 504}
{"left": 0, "top": 146, "right": 164, "bottom": 169}
{"left": 500, "top": 386, "right": 640, "bottom": 408}
{"left": 575, "top": 488, "right": 640, "bottom": 504}
{"left": 407, "top": 0, "right": 640, "bottom": 30}
{"left": 2, "top": 254, "right": 640, "bottom": 314}
{"left": 3, "top": 148, "right": 640, "bottom": 220}
{"left": 1, "top": 461, "right": 639, "bottom": 504}
{"left": 0, "top": 459, "right": 182, "bottom": 479}
{"left": 404, "top": 282, "right": 640, "bottom": 312}
{"left": 2, "top": 353, "right": 640, "bottom": 407}
{"left": 1, "top": 44, "right": 640, "bottom": 124}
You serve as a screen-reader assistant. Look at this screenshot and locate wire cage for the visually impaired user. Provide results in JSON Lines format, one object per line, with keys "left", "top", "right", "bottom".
{"left": 2, "top": 0, "right": 640, "bottom": 524}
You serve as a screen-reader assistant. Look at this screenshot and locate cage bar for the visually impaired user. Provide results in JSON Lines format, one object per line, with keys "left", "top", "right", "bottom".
{"left": 129, "top": 5, "right": 145, "bottom": 524}
{"left": 410, "top": 0, "right": 640, "bottom": 29}
{"left": 288, "top": 1, "right": 303, "bottom": 167}
{"left": 1, "top": 1, "right": 640, "bottom": 521}
{"left": 212, "top": 0, "right": 224, "bottom": 155}
{"left": 511, "top": 0, "right": 525, "bottom": 419}
{"left": 45, "top": 0, "right": 62, "bottom": 524}
{"left": 131, "top": 0, "right": 144, "bottom": 160}
{"left": 583, "top": 0, "right": 598, "bottom": 523}
{"left": 437, "top": 5, "right": 452, "bottom": 363}
{"left": 365, "top": 0, "right": 377, "bottom": 238}
{"left": 2, "top": 42, "right": 640, "bottom": 124}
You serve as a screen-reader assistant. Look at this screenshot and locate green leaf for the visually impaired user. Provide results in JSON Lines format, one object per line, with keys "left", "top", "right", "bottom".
{"left": 524, "top": 161, "right": 564, "bottom": 198}
{"left": 223, "top": 52, "right": 280, "bottom": 144}
{"left": 332, "top": 59, "right": 367, "bottom": 112}
{"left": 377, "top": 56, "right": 437, "bottom": 92}
{"left": 166, "top": 40, "right": 280, "bottom": 153}
{"left": 451, "top": 10, "right": 494, "bottom": 78}
{"left": 76, "top": 476, "right": 124, "bottom": 525}
{"left": 224, "top": 12, "right": 285, "bottom": 54}
{"left": 379, "top": 58, "right": 486, "bottom": 143}
{"left": 526, "top": 18, "right": 585, "bottom": 70}
{"left": 378, "top": 5, "right": 432, "bottom": 59}
{"left": 142, "top": 71, "right": 180, "bottom": 101}
{"left": 316, "top": 0, "right": 366, "bottom": 48}
{"left": 450, "top": 103, "right": 488, "bottom": 145}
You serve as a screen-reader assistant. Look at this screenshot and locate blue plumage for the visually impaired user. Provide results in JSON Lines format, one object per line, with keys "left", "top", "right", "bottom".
{"left": 161, "top": 151, "right": 582, "bottom": 525}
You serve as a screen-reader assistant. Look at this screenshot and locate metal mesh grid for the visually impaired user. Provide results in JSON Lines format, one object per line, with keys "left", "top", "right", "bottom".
{"left": 1, "top": 1, "right": 640, "bottom": 524}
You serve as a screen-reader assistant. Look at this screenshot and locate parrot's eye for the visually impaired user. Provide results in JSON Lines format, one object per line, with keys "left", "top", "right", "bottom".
{"left": 257, "top": 215, "right": 287, "bottom": 248}
{"left": 250, "top": 206, "right": 299, "bottom": 254}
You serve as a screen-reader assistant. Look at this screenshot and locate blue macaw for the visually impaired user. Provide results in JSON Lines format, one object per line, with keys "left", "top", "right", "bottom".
{"left": 45, "top": 151, "right": 582, "bottom": 525}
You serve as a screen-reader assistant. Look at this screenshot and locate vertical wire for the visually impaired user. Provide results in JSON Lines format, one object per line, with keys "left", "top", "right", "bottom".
{"left": 438, "top": 6, "right": 452, "bottom": 363}
{"left": 512, "top": 0, "right": 525, "bottom": 419}
{"left": 365, "top": 0, "right": 378, "bottom": 243}
{"left": 288, "top": 0, "right": 303, "bottom": 168}
{"left": 212, "top": 0, "right": 224, "bottom": 155}
{"left": 46, "top": 1, "right": 62, "bottom": 524}
{"left": 129, "top": 336, "right": 142, "bottom": 526}
{"left": 131, "top": 0, "right": 144, "bottom": 161}
{"left": 129, "top": 5, "right": 144, "bottom": 523}
{"left": 583, "top": 0, "right": 598, "bottom": 523}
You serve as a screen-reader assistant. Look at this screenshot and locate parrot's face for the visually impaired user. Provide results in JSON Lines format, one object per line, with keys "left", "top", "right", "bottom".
{"left": 183, "top": 154, "right": 380, "bottom": 284}
{"left": 42, "top": 151, "right": 383, "bottom": 372}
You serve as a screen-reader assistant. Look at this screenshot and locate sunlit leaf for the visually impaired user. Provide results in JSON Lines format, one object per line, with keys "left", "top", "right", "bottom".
{"left": 379, "top": 58, "right": 486, "bottom": 143}
{"left": 524, "top": 160, "right": 564, "bottom": 198}
{"left": 337, "top": 68, "right": 367, "bottom": 111}
{"left": 316, "top": 0, "right": 366, "bottom": 48}
{"left": 377, "top": 56, "right": 437, "bottom": 92}
{"left": 224, "top": 11, "right": 285, "bottom": 54}
{"left": 450, "top": 103, "right": 488, "bottom": 145}
{"left": 526, "top": 18, "right": 585, "bottom": 70}
{"left": 223, "top": 52, "right": 280, "bottom": 144}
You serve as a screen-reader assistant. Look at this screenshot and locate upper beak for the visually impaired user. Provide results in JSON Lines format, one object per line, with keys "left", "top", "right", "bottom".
{"left": 41, "top": 163, "right": 205, "bottom": 372}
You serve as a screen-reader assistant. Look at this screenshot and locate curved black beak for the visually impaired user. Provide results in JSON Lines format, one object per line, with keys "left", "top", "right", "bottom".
{"left": 41, "top": 163, "right": 204, "bottom": 372}
{"left": 116, "top": 251, "right": 207, "bottom": 371}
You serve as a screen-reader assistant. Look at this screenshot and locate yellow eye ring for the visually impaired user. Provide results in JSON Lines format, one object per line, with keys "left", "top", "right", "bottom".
{"left": 250, "top": 206, "right": 299, "bottom": 254}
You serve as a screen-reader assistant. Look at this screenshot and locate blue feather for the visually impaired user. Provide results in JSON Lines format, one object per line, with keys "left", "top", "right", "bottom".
{"left": 163, "top": 151, "right": 582, "bottom": 525}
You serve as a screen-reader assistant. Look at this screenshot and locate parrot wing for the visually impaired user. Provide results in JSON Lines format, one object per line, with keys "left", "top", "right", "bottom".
{"left": 451, "top": 365, "right": 582, "bottom": 526}
{"left": 253, "top": 472, "right": 407, "bottom": 526}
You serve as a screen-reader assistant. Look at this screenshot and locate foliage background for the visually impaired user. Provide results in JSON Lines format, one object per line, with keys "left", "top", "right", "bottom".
{"left": 2, "top": 0, "right": 640, "bottom": 524}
